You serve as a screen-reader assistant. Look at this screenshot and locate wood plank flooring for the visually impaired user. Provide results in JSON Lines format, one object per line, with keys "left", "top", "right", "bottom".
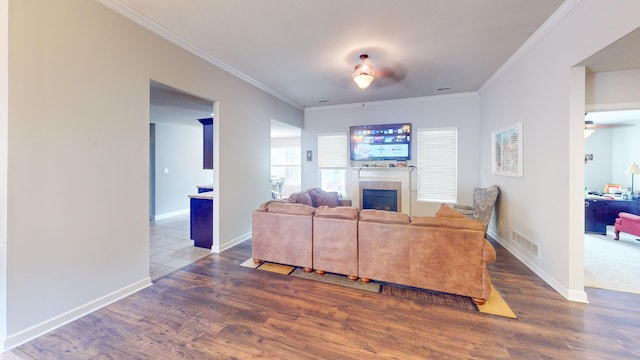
{"left": 9, "top": 238, "right": 640, "bottom": 359}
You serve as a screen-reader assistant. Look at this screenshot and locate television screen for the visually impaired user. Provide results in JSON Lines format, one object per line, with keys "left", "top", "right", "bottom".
{"left": 350, "top": 123, "right": 411, "bottom": 161}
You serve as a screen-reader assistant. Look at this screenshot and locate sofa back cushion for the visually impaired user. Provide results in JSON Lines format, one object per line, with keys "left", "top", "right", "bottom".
{"left": 410, "top": 216, "right": 484, "bottom": 232}
{"left": 257, "top": 199, "right": 289, "bottom": 212}
{"left": 359, "top": 209, "right": 410, "bottom": 224}
{"left": 315, "top": 205, "right": 359, "bottom": 220}
{"left": 265, "top": 202, "right": 316, "bottom": 216}
{"left": 288, "top": 192, "right": 313, "bottom": 206}
{"left": 307, "top": 188, "right": 340, "bottom": 208}
{"left": 435, "top": 203, "right": 466, "bottom": 218}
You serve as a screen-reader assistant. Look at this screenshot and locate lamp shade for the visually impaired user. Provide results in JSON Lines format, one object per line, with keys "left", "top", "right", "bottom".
{"left": 625, "top": 162, "right": 640, "bottom": 175}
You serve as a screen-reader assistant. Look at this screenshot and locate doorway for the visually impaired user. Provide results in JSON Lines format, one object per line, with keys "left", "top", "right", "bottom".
{"left": 583, "top": 109, "right": 640, "bottom": 294}
{"left": 149, "top": 80, "right": 215, "bottom": 280}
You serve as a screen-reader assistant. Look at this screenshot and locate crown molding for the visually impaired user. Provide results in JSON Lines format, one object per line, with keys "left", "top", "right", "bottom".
{"left": 480, "top": 0, "right": 583, "bottom": 92}
{"left": 305, "top": 92, "right": 478, "bottom": 113}
{"left": 96, "top": 0, "right": 303, "bottom": 110}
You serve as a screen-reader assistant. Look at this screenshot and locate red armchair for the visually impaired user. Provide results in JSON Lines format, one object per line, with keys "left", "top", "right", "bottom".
{"left": 614, "top": 212, "right": 640, "bottom": 240}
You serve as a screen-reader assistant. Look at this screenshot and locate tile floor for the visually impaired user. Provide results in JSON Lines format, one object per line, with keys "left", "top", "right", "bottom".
{"left": 149, "top": 212, "right": 212, "bottom": 281}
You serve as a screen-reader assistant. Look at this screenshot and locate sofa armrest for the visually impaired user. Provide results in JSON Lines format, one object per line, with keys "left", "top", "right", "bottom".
{"left": 482, "top": 240, "right": 497, "bottom": 264}
{"left": 618, "top": 212, "right": 640, "bottom": 222}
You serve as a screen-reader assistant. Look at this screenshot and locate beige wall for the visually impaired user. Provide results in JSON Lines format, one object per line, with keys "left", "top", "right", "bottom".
{"left": 2, "top": 0, "right": 302, "bottom": 350}
{"left": 479, "top": 0, "right": 640, "bottom": 301}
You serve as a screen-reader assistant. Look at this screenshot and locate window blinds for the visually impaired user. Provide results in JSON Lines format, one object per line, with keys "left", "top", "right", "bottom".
{"left": 317, "top": 133, "right": 347, "bottom": 168}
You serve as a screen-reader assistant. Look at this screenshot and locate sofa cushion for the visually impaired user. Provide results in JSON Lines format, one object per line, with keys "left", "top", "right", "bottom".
{"left": 265, "top": 202, "right": 316, "bottom": 216}
{"left": 315, "top": 205, "right": 359, "bottom": 220}
{"left": 307, "top": 188, "right": 340, "bottom": 208}
{"left": 359, "top": 209, "right": 410, "bottom": 224}
{"left": 410, "top": 216, "right": 485, "bottom": 232}
{"left": 288, "top": 192, "right": 313, "bottom": 206}
{"left": 436, "top": 203, "right": 466, "bottom": 218}
{"left": 257, "top": 199, "right": 289, "bottom": 212}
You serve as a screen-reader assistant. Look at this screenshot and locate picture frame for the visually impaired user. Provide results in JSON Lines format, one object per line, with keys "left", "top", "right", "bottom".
{"left": 306, "top": 150, "right": 313, "bottom": 162}
{"left": 491, "top": 123, "right": 523, "bottom": 177}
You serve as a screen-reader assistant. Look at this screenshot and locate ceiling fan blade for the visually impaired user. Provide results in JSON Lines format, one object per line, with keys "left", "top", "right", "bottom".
{"left": 584, "top": 121, "right": 635, "bottom": 129}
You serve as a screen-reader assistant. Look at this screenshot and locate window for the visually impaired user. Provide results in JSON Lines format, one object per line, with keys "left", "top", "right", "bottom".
{"left": 318, "top": 133, "right": 348, "bottom": 196}
{"left": 271, "top": 147, "right": 301, "bottom": 183}
{"left": 416, "top": 127, "right": 457, "bottom": 203}
{"left": 271, "top": 141, "right": 301, "bottom": 196}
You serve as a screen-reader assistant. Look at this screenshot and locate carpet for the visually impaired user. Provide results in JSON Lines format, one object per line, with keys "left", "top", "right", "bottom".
{"left": 241, "top": 259, "right": 516, "bottom": 318}
{"left": 585, "top": 227, "right": 640, "bottom": 295}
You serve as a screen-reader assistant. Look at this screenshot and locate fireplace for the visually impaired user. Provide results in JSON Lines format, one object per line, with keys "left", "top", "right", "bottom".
{"left": 359, "top": 180, "right": 402, "bottom": 212}
{"left": 362, "top": 189, "right": 398, "bottom": 212}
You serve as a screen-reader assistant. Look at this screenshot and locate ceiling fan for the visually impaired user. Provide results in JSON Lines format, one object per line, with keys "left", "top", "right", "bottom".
{"left": 347, "top": 49, "right": 407, "bottom": 89}
{"left": 584, "top": 120, "right": 632, "bottom": 129}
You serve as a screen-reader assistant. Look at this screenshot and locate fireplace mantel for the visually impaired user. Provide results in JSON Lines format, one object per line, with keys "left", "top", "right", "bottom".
{"left": 348, "top": 167, "right": 413, "bottom": 215}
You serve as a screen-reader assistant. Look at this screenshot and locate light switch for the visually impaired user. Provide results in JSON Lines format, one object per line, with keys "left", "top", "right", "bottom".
{"left": 163, "top": 168, "right": 169, "bottom": 174}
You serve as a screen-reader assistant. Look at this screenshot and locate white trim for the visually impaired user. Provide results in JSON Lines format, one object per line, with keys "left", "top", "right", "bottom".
{"left": 481, "top": 0, "right": 583, "bottom": 92}
{"left": 305, "top": 92, "right": 478, "bottom": 113}
{"left": 0, "top": 0, "right": 8, "bottom": 351}
{"left": 2, "top": 278, "right": 152, "bottom": 352}
{"left": 96, "top": 0, "right": 302, "bottom": 111}
{"left": 214, "top": 232, "right": 251, "bottom": 254}
{"left": 488, "top": 230, "right": 589, "bottom": 303}
{"left": 150, "top": 208, "right": 189, "bottom": 221}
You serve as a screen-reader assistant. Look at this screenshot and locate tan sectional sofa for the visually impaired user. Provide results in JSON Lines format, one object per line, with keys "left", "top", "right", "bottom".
{"left": 358, "top": 208, "right": 496, "bottom": 305}
{"left": 252, "top": 194, "right": 496, "bottom": 305}
{"left": 252, "top": 188, "right": 351, "bottom": 272}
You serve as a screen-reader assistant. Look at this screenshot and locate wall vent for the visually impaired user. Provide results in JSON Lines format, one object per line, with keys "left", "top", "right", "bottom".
{"left": 511, "top": 231, "right": 539, "bottom": 258}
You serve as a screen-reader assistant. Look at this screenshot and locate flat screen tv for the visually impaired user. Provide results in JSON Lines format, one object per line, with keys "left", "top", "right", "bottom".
{"left": 350, "top": 123, "right": 411, "bottom": 161}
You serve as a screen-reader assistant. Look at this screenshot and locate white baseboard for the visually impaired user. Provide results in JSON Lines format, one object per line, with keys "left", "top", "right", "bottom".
{"left": 1, "top": 277, "right": 152, "bottom": 352}
{"left": 214, "top": 231, "right": 251, "bottom": 253}
{"left": 150, "top": 208, "right": 189, "bottom": 221}
{"left": 488, "top": 230, "right": 588, "bottom": 303}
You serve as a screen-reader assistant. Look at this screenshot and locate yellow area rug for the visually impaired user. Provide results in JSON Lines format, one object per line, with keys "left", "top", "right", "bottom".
{"left": 240, "top": 259, "right": 516, "bottom": 319}
{"left": 477, "top": 284, "right": 517, "bottom": 318}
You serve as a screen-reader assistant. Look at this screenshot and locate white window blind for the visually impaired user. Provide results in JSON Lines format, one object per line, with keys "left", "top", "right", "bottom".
{"left": 318, "top": 133, "right": 347, "bottom": 168}
{"left": 416, "top": 127, "right": 457, "bottom": 203}
{"left": 318, "top": 133, "right": 348, "bottom": 196}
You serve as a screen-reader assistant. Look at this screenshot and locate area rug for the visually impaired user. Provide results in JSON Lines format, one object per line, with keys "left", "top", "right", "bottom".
{"left": 584, "top": 228, "right": 640, "bottom": 295}
{"left": 240, "top": 259, "right": 516, "bottom": 318}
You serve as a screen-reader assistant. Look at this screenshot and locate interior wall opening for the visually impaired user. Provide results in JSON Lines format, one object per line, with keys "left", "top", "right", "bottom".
{"left": 270, "top": 119, "right": 302, "bottom": 199}
{"left": 148, "top": 80, "right": 215, "bottom": 280}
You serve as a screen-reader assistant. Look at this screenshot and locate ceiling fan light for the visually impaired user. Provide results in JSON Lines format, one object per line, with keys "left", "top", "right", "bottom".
{"left": 352, "top": 54, "right": 375, "bottom": 89}
{"left": 353, "top": 74, "right": 374, "bottom": 89}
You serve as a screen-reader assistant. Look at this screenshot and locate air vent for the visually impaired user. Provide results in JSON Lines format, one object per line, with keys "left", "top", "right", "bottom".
{"left": 512, "top": 230, "right": 539, "bottom": 258}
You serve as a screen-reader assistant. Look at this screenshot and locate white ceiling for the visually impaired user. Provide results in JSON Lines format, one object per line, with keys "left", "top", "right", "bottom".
{"left": 104, "top": 0, "right": 566, "bottom": 109}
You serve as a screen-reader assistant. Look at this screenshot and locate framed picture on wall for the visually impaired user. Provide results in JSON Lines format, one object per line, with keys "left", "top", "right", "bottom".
{"left": 491, "top": 123, "right": 523, "bottom": 177}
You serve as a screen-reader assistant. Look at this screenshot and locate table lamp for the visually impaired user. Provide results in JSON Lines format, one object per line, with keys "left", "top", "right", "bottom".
{"left": 625, "top": 162, "right": 640, "bottom": 194}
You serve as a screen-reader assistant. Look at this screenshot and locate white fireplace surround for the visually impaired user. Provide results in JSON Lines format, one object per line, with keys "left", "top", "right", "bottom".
{"left": 348, "top": 167, "right": 412, "bottom": 215}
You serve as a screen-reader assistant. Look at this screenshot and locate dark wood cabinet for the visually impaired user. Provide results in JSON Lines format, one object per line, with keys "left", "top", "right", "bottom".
{"left": 198, "top": 117, "right": 213, "bottom": 169}
{"left": 585, "top": 199, "right": 640, "bottom": 234}
{"left": 190, "top": 195, "right": 213, "bottom": 249}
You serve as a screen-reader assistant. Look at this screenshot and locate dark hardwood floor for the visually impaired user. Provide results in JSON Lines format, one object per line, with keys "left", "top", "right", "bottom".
{"left": 10, "top": 239, "right": 640, "bottom": 359}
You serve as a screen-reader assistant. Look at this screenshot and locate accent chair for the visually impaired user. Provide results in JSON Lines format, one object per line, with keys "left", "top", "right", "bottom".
{"left": 453, "top": 185, "right": 500, "bottom": 232}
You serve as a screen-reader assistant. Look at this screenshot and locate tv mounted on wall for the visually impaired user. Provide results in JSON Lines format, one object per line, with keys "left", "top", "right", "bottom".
{"left": 350, "top": 123, "right": 411, "bottom": 161}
